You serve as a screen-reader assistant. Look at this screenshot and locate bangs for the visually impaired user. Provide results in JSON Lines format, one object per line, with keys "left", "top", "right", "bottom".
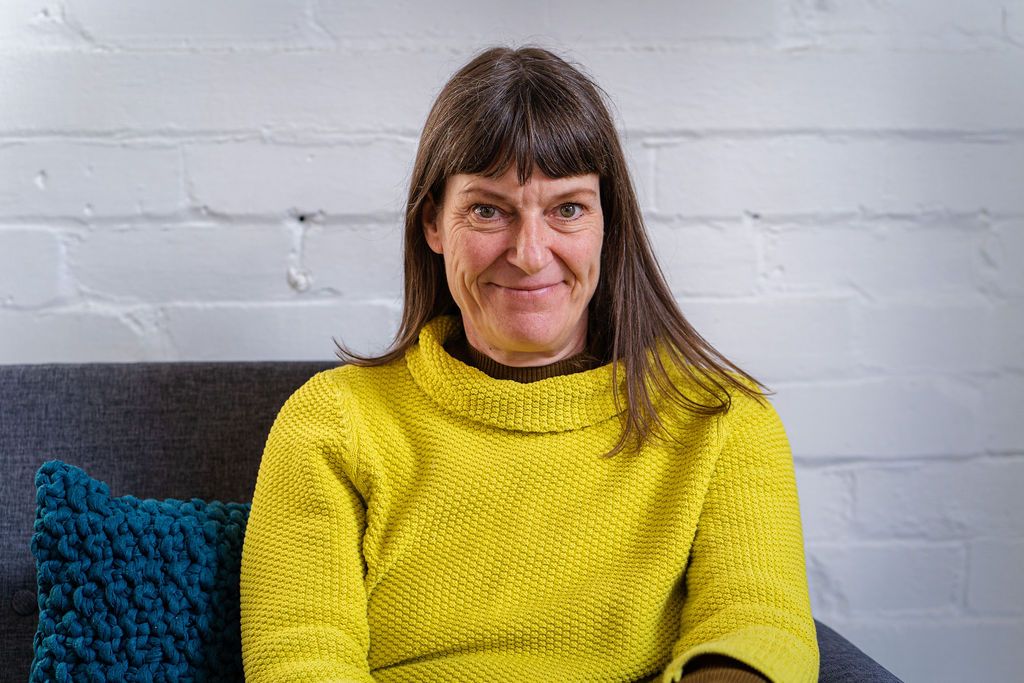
{"left": 445, "top": 75, "right": 610, "bottom": 186}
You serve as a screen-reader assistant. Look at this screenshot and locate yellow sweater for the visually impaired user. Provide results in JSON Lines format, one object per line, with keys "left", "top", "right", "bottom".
{"left": 239, "top": 314, "right": 819, "bottom": 683}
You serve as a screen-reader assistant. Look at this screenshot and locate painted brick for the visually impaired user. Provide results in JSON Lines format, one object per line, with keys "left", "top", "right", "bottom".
{"left": 857, "top": 300, "right": 992, "bottom": 375}
{"left": 69, "top": 224, "right": 293, "bottom": 302}
{"left": 0, "top": 2, "right": 88, "bottom": 49}
{"left": 0, "top": 142, "right": 184, "bottom": 218}
{"left": 982, "top": 219, "right": 1024, "bottom": 296}
{"left": 0, "top": 229, "right": 63, "bottom": 307}
{"left": 807, "top": 542, "right": 964, "bottom": 612}
{"left": 806, "top": 547, "right": 846, "bottom": 614}
{"left": 302, "top": 223, "right": 404, "bottom": 300}
{"left": 314, "top": 0, "right": 548, "bottom": 44}
{"left": 681, "top": 296, "right": 858, "bottom": 383}
{"left": 655, "top": 137, "right": 1024, "bottom": 217}
{"left": 782, "top": 0, "right": 1006, "bottom": 40}
{"left": 184, "top": 140, "right": 413, "bottom": 216}
{"left": 792, "top": 467, "right": 853, "bottom": 541}
{"left": 763, "top": 222, "right": 985, "bottom": 297}
{"left": 646, "top": 220, "right": 758, "bottom": 297}
{"left": 983, "top": 374, "right": 1024, "bottom": 453}
{"left": 1009, "top": 1, "right": 1024, "bottom": 41}
{"left": 66, "top": 0, "right": 330, "bottom": 49}
{"left": 991, "top": 299, "right": 1024, "bottom": 371}
{"left": 0, "top": 50, "right": 452, "bottom": 135}
{"left": 620, "top": 134, "right": 653, "bottom": 211}
{"left": 582, "top": 49, "right": 1024, "bottom": 132}
{"left": 968, "top": 539, "right": 1024, "bottom": 614}
{"left": 0, "top": 309, "right": 147, "bottom": 362}
{"left": 853, "top": 459, "right": 1024, "bottom": 538}
{"left": 546, "top": 1, "right": 774, "bottom": 42}
{"left": 316, "top": 1, "right": 773, "bottom": 44}
{"left": 771, "top": 378, "right": 981, "bottom": 458}
{"left": 161, "top": 301, "right": 399, "bottom": 361}
{"left": 4, "top": 50, "right": 1023, "bottom": 135}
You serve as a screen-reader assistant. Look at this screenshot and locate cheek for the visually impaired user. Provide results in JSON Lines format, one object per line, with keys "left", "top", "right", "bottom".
{"left": 464, "top": 239, "right": 503, "bottom": 268}
{"left": 571, "top": 239, "right": 603, "bottom": 285}
{"left": 444, "top": 228, "right": 504, "bottom": 280}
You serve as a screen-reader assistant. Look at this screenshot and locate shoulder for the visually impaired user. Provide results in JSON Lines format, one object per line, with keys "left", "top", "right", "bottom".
{"left": 651, "top": 352, "right": 769, "bottom": 413}
{"left": 651, "top": 357, "right": 780, "bottom": 438}
{"left": 270, "top": 367, "right": 351, "bottom": 435}
{"left": 713, "top": 371, "right": 788, "bottom": 454}
{"left": 272, "top": 363, "right": 386, "bottom": 436}
{"left": 326, "top": 356, "right": 413, "bottom": 404}
{"left": 287, "top": 356, "right": 407, "bottom": 400}
{"left": 284, "top": 356, "right": 419, "bottom": 430}
{"left": 281, "top": 365, "right": 347, "bottom": 407}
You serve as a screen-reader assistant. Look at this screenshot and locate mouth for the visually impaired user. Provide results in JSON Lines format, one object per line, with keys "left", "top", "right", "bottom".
{"left": 493, "top": 279, "right": 564, "bottom": 290}
{"left": 489, "top": 282, "right": 565, "bottom": 299}
{"left": 504, "top": 283, "right": 559, "bottom": 291}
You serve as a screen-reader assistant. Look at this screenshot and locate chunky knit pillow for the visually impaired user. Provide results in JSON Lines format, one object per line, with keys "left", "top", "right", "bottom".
{"left": 30, "top": 460, "right": 250, "bottom": 682}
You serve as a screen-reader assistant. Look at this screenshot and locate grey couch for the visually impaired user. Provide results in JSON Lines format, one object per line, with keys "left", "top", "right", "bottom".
{"left": 1, "top": 362, "right": 902, "bottom": 682}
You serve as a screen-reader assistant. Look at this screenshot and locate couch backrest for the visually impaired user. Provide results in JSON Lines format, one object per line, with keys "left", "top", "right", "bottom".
{"left": 0, "top": 361, "right": 335, "bottom": 683}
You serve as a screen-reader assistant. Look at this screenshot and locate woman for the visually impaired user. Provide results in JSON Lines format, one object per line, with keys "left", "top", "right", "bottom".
{"left": 239, "top": 45, "right": 819, "bottom": 683}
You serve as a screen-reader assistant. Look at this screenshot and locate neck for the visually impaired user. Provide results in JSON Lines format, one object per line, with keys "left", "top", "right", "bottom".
{"left": 444, "top": 322, "right": 600, "bottom": 383}
{"left": 462, "top": 317, "right": 588, "bottom": 368}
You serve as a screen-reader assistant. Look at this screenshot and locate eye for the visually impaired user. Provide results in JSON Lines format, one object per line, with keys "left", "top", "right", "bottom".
{"left": 471, "top": 204, "right": 500, "bottom": 220}
{"left": 557, "top": 203, "right": 584, "bottom": 220}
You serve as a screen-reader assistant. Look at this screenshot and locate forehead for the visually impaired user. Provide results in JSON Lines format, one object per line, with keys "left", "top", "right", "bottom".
{"left": 448, "top": 166, "right": 599, "bottom": 199}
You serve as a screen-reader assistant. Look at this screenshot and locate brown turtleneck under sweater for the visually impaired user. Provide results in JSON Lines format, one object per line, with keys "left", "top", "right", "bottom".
{"left": 443, "top": 327, "right": 772, "bottom": 683}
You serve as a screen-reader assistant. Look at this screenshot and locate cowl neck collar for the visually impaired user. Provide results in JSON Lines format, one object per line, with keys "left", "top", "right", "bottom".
{"left": 405, "top": 314, "right": 627, "bottom": 433}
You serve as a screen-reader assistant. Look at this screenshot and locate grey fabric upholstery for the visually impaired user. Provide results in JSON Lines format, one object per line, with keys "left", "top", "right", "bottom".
{"left": 0, "top": 362, "right": 901, "bottom": 683}
{"left": 1, "top": 361, "right": 334, "bottom": 681}
{"left": 814, "top": 621, "right": 901, "bottom": 682}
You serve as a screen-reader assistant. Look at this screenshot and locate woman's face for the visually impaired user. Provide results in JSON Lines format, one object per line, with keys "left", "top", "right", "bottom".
{"left": 422, "top": 164, "right": 604, "bottom": 366}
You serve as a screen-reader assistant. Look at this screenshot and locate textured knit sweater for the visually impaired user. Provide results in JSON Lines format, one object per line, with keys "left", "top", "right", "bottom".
{"left": 444, "top": 328, "right": 772, "bottom": 683}
{"left": 239, "top": 314, "right": 820, "bottom": 683}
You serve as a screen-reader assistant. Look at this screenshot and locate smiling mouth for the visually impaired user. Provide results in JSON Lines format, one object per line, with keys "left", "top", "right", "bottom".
{"left": 489, "top": 282, "right": 564, "bottom": 298}
{"left": 503, "top": 284, "right": 558, "bottom": 291}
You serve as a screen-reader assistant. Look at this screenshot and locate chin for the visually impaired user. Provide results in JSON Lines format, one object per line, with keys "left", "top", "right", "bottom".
{"left": 490, "top": 314, "right": 575, "bottom": 353}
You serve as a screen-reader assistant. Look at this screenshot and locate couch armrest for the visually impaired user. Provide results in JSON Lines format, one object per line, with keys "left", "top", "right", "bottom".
{"left": 816, "top": 619, "right": 903, "bottom": 682}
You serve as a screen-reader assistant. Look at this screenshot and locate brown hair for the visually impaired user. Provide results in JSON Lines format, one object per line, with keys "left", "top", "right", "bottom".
{"left": 335, "top": 44, "right": 771, "bottom": 457}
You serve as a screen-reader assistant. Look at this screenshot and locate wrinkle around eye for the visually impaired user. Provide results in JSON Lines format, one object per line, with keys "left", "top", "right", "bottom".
{"left": 469, "top": 202, "right": 589, "bottom": 224}
{"left": 471, "top": 204, "right": 504, "bottom": 221}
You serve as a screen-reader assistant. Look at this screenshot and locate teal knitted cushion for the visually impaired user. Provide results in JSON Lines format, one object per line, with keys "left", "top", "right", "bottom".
{"left": 30, "top": 460, "right": 250, "bottom": 682}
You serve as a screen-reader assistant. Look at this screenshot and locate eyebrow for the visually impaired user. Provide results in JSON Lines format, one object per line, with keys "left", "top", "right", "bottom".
{"left": 458, "top": 186, "right": 598, "bottom": 202}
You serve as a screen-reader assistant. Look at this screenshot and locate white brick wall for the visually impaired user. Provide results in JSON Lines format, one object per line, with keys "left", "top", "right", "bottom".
{"left": 2, "top": 2, "right": 1022, "bottom": 679}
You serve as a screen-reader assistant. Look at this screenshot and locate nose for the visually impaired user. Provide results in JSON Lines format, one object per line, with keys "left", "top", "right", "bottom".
{"left": 507, "top": 211, "right": 552, "bottom": 274}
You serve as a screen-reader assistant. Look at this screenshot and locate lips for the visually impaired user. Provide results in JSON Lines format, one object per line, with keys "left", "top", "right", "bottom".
{"left": 496, "top": 282, "right": 561, "bottom": 291}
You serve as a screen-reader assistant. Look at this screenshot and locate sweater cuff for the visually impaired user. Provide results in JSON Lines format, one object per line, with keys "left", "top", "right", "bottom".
{"left": 660, "top": 622, "right": 818, "bottom": 683}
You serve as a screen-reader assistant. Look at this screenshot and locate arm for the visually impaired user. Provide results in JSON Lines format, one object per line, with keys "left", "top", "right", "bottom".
{"left": 661, "top": 386, "right": 819, "bottom": 683}
{"left": 678, "top": 654, "right": 770, "bottom": 682}
{"left": 240, "top": 370, "right": 375, "bottom": 683}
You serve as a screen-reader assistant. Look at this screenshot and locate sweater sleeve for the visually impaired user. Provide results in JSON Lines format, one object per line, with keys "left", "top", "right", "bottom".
{"left": 660, "top": 386, "right": 820, "bottom": 683}
{"left": 240, "top": 370, "right": 375, "bottom": 683}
